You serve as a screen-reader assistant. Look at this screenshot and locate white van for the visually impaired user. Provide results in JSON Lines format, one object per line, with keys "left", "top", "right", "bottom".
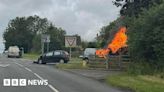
{"left": 83, "top": 48, "right": 96, "bottom": 60}
{"left": 8, "top": 46, "right": 20, "bottom": 58}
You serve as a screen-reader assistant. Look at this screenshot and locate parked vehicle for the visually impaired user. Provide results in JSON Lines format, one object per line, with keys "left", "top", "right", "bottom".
{"left": 82, "top": 48, "right": 96, "bottom": 60}
{"left": 37, "top": 50, "right": 69, "bottom": 64}
{"left": 8, "top": 46, "right": 21, "bottom": 58}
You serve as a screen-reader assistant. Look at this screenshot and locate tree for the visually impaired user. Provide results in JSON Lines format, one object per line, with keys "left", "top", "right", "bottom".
{"left": 3, "top": 17, "right": 34, "bottom": 52}
{"left": 27, "top": 15, "right": 49, "bottom": 34}
{"left": 81, "top": 41, "right": 88, "bottom": 50}
{"left": 113, "top": 0, "right": 163, "bottom": 16}
{"left": 31, "top": 34, "right": 41, "bottom": 53}
{"left": 87, "top": 42, "right": 97, "bottom": 48}
{"left": 128, "top": 2, "right": 164, "bottom": 71}
{"left": 3, "top": 15, "right": 66, "bottom": 53}
{"left": 96, "top": 18, "right": 123, "bottom": 48}
{"left": 45, "top": 24, "right": 66, "bottom": 51}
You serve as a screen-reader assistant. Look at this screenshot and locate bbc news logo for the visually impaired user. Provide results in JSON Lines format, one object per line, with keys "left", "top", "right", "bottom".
{"left": 3, "top": 79, "right": 48, "bottom": 86}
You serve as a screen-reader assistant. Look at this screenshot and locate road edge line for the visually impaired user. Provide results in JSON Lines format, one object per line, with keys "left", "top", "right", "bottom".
{"left": 48, "top": 84, "right": 59, "bottom": 92}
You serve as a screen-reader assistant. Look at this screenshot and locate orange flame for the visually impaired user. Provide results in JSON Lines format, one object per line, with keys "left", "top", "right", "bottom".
{"left": 96, "top": 27, "right": 127, "bottom": 58}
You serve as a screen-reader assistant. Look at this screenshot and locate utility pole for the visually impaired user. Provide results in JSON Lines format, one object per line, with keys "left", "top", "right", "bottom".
{"left": 41, "top": 41, "right": 44, "bottom": 54}
{"left": 69, "top": 47, "right": 72, "bottom": 59}
{"left": 41, "top": 34, "right": 50, "bottom": 54}
{"left": 47, "top": 42, "right": 49, "bottom": 53}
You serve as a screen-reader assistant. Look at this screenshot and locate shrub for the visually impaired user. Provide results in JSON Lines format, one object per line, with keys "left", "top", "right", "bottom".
{"left": 127, "top": 2, "right": 164, "bottom": 73}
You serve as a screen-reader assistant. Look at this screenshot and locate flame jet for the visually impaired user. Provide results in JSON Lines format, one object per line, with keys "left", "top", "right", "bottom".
{"left": 96, "top": 27, "right": 127, "bottom": 58}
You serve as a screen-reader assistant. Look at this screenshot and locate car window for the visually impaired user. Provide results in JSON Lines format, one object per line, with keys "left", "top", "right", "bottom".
{"left": 54, "top": 51, "right": 60, "bottom": 55}
{"left": 45, "top": 52, "right": 53, "bottom": 56}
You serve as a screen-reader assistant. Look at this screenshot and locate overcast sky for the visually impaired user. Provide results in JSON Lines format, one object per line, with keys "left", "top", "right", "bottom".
{"left": 0, "top": 0, "right": 120, "bottom": 52}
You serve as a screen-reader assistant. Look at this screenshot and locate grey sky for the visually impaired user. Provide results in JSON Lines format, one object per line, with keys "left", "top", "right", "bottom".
{"left": 0, "top": 0, "right": 120, "bottom": 52}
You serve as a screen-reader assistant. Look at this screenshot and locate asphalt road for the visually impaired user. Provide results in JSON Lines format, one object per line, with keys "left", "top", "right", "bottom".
{"left": 0, "top": 55, "right": 125, "bottom": 92}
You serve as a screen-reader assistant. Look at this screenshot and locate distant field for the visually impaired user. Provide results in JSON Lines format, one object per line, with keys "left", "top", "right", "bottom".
{"left": 106, "top": 73, "right": 164, "bottom": 92}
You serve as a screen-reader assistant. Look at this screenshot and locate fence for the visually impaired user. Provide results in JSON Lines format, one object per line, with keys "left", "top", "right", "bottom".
{"left": 88, "top": 54, "right": 130, "bottom": 70}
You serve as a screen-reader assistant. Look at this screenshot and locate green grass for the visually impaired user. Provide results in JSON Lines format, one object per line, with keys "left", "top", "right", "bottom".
{"left": 56, "top": 58, "right": 89, "bottom": 69}
{"left": 106, "top": 73, "right": 164, "bottom": 92}
{"left": 56, "top": 58, "right": 107, "bottom": 69}
{"left": 23, "top": 53, "right": 40, "bottom": 60}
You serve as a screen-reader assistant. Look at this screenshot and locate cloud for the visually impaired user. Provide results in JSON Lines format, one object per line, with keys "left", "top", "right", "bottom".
{"left": 38, "top": 0, "right": 120, "bottom": 40}
{"left": 0, "top": 0, "right": 120, "bottom": 52}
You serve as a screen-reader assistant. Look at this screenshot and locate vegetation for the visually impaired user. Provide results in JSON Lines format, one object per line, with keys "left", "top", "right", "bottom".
{"left": 23, "top": 53, "right": 40, "bottom": 60}
{"left": 96, "top": 0, "right": 164, "bottom": 74}
{"left": 106, "top": 73, "right": 164, "bottom": 92}
{"left": 3, "top": 15, "right": 66, "bottom": 53}
{"left": 95, "top": 1, "right": 164, "bottom": 90}
{"left": 127, "top": 1, "right": 164, "bottom": 73}
{"left": 56, "top": 58, "right": 89, "bottom": 69}
{"left": 96, "top": 18, "right": 123, "bottom": 48}
{"left": 113, "top": 0, "right": 163, "bottom": 16}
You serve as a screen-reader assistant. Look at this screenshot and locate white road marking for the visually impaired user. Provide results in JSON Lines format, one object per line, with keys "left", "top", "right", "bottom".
{"left": 14, "top": 62, "right": 59, "bottom": 92}
{"left": 33, "top": 73, "right": 44, "bottom": 80}
{"left": 48, "top": 84, "right": 59, "bottom": 92}
{"left": 15, "top": 62, "right": 24, "bottom": 67}
{"left": 0, "top": 64, "right": 10, "bottom": 67}
{"left": 25, "top": 67, "right": 32, "bottom": 72}
{"left": 33, "top": 73, "right": 59, "bottom": 92}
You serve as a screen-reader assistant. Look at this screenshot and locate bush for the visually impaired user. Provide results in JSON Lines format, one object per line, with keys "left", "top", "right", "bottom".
{"left": 127, "top": 2, "right": 164, "bottom": 73}
{"left": 127, "top": 62, "right": 154, "bottom": 75}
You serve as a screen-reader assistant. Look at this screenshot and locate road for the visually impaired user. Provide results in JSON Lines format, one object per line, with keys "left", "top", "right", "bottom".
{"left": 0, "top": 55, "right": 125, "bottom": 92}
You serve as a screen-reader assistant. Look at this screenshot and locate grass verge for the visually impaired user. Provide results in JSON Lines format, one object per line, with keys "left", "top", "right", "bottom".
{"left": 23, "top": 53, "right": 40, "bottom": 60}
{"left": 106, "top": 73, "right": 164, "bottom": 92}
{"left": 56, "top": 58, "right": 89, "bottom": 69}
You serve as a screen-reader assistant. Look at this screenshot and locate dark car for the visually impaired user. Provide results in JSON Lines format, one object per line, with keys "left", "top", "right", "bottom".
{"left": 37, "top": 50, "right": 69, "bottom": 64}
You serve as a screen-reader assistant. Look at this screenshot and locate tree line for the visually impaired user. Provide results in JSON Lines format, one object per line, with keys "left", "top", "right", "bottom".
{"left": 3, "top": 15, "right": 66, "bottom": 53}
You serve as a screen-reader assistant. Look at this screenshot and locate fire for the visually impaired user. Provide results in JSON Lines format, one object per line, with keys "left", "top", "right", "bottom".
{"left": 96, "top": 27, "right": 127, "bottom": 58}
